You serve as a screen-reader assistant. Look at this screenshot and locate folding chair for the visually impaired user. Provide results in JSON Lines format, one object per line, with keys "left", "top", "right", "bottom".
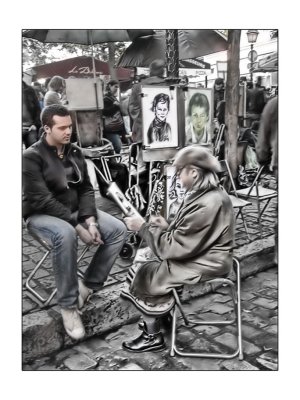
{"left": 219, "top": 160, "right": 252, "bottom": 241}
{"left": 170, "top": 257, "right": 243, "bottom": 360}
{"left": 231, "top": 164, "right": 277, "bottom": 238}
{"left": 214, "top": 123, "right": 225, "bottom": 158}
{"left": 25, "top": 230, "right": 90, "bottom": 307}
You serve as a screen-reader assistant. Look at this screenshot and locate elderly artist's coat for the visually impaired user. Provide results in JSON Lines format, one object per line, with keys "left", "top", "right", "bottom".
{"left": 130, "top": 186, "right": 234, "bottom": 302}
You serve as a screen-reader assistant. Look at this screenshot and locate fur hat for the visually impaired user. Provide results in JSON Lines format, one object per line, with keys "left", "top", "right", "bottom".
{"left": 173, "top": 146, "right": 221, "bottom": 173}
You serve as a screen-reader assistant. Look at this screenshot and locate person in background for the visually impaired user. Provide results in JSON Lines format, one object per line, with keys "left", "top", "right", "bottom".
{"left": 256, "top": 95, "right": 278, "bottom": 264}
{"left": 102, "top": 80, "right": 126, "bottom": 154}
{"left": 185, "top": 92, "right": 211, "bottom": 145}
{"left": 121, "top": 146, "right": 234, "bottom": 353}
{"left": 23, "top": 105, "right": 127, "bottom": 340}
{"left": 128, "top": 59, "right": 166, "bottom": 144}
{"left": 22, "top": 79, "right": 41, "bottom": 149}
{"left": 32, "top": 81, "right": 44, "bottom": 109}
{"left": 246, "top": 77, "right": 266, "bottom": 125}
{"left": 213, "top": 77, "right": 225, "bottom": 118}
{"left": 44, "top": 75, "right": 66, "bottom": 107}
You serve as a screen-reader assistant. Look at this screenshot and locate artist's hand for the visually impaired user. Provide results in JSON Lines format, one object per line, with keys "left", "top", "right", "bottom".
{"left": 124, "top": 216, "right": 145, "bottom": 232}
{"left": 87, "top": 225, "right": 103, "bottom": 245}
{"left": 149, "top": 215, "right": 169, "bottom": 230}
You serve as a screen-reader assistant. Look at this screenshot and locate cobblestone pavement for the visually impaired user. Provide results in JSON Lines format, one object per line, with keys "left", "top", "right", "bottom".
{"left": 22, "top": 172, "right": 278, "bottom": 370}
{"left": 22, "top": 265, "right": 278, "bottom": 371}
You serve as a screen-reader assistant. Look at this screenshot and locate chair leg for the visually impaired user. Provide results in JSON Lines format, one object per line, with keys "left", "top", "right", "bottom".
{"left": 170, "top": 307, "right": 177, "bottom": 357}
{"left": 25, "top": 245, "right": 90, "bottom": 307}
{"left": 170, "top": 275, "right": 243, "bottom": 359}
{"left": 235, "top": 259, "right": 244, "bottom": 360}
{"left": 239, "top": 209, "right": 251, "bottom": 241}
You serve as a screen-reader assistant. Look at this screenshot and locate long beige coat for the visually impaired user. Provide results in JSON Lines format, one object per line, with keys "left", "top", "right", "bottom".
{"left": 130, "top": 186, "right": 234, "bottom": 303}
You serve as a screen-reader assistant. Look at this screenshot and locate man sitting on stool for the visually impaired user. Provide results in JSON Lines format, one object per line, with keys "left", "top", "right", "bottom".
{"left": 23, "top": 104, "right": 127, "bottom": 340}
{"left": 121, "top": 146, "right": 235, "bottom": 352}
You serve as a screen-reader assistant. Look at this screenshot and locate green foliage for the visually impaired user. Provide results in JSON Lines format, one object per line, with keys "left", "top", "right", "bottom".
{"left": 22, "top": 38, "right": 127, "bottom": 69}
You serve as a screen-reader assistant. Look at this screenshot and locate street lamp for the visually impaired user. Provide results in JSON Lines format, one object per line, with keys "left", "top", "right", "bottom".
{"left": 246, "top": 30, "right": 259, "bottom": 84}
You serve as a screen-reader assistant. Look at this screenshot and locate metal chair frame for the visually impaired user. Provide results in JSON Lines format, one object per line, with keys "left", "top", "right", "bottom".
{"left": 170, "top": 257, "right": 243, "bottom": 360}
{"left": 25, "top": 231, "right": 90, "bottom": 307}
{"left": 214, "top": 123, "right": 225, "bottom": 157}
{"left": 219, "top": 160, "right": 252, "bottom": 241}
{"left": 230, "top": 164, "right": 277, "bottom": 238}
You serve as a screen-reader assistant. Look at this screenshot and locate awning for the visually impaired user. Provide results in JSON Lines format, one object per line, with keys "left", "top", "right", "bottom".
{"left": 26, "top": 56, "right": 134, "bottom": 81}
{"left": 253, "top": 52, "right": 278, "bottom": 72}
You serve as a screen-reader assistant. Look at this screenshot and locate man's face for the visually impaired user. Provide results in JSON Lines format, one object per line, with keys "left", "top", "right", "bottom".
{"left": 155, "top": 101, "right": 169, "bottom": 122}
{"left": 44, "top": 115, "right": 72, "bottom": 147}
{"left": 191, "top": 105, "right": 208, "bottom": 134}
{"left": 176, "top": 166, "right": 195, "bottom": 191}
{"left": 215, "top": 83, "right": 223, "bottom": 91}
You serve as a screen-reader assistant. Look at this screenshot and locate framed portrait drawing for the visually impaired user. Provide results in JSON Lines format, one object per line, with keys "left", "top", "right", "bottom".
{"left": 184, "top": 88, "right": 213, "bottom": 147}
{"left": 165, "top": 165, "right": 186, "bottom": 221}
{"left": 141, "top": 85, "right": 178, "bottom": 149}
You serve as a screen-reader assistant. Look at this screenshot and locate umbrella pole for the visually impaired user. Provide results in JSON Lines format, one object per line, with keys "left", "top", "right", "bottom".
{"left": 165, "top": 30, "right": 180, "bottom": 84}
{"left": 89, "top": 30, "right": 101, "bottom": 139}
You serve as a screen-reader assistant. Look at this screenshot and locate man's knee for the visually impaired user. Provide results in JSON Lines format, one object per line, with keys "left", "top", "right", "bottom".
{"left": 54, "top": 223, "right": 77, "bottom": 245}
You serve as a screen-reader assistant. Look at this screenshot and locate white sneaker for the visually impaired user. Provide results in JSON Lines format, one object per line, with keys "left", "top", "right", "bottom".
{"left": 61, "top": 307, "right": 85, "bottom": 340}
{"left": 78, "top": 279, "right": 93, "bottom": 309}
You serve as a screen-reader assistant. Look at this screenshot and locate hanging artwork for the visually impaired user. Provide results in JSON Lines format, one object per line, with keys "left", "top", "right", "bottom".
{"left": 184, "top": 88, "right": 213, "bottom": 146}
{"left": 165, "top": 165, "right": 186, "bottom": 222}
{"left": 141, "top": 86, "right": 178, "bottom": 149}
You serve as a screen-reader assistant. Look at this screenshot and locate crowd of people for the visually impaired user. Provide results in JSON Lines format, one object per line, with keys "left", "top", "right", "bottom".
{"left": 22, "top": 60, "right": 278, "bottom": 350}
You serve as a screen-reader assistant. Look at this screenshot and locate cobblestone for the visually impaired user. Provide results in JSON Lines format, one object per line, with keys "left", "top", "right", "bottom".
{"left": 22, "top": 189, "right": 278, "bottom": 370}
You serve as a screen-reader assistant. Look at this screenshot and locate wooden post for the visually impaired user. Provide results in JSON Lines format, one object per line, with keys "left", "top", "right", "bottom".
{"left": 225, "top": 30, "right": 241, "bottom": 181}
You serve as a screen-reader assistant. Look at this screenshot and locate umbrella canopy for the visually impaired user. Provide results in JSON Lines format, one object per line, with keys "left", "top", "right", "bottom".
{"left": 22, "top": 29, "right": 155, "bottom": 44}
{"left": 117, "top": 30, "right": 228, "bottom": 68}
{"left": 28, "top": 56, "right": 133, "bottom": 81}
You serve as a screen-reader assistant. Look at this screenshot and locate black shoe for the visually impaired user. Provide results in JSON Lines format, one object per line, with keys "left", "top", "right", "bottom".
{"left": 122, "top": 331, "right": 165, "bottom": 353}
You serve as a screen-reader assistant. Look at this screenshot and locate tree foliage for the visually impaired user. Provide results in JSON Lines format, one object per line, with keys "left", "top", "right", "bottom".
{"left": 22, "top": 37, "right": 127, "bottom": 69}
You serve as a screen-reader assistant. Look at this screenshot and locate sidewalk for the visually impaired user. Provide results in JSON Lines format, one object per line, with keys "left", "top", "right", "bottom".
{"left": 22, "top": 175, "right": 277, "bottom": 367}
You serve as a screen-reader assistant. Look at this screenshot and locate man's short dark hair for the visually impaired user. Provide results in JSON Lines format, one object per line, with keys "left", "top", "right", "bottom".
{"left": 187, "top": 93, "right": 210, "bottom": 116}
{"left": 41, "top": 105, "right": 70, "bottom": 128}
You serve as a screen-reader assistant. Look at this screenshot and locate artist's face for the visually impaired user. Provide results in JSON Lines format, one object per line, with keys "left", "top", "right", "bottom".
{"left": 155, "top": 100, "right": 169, "bottom": 122}
{"left": 44, "top": 115, "right": 72, "bottom": 147}
{"left": 176, "top": 166, "right": 198, "bottom": 191}
{"left": 191, "top": 105, "right": 209, "bottom": 134}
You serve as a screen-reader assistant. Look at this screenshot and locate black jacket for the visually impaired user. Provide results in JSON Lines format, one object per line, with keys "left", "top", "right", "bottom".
{"left": 22, "top": 136, "right": 97, "bottom": 226}
{"left": 22, "top": 81, "right": 41, "bottom": 130}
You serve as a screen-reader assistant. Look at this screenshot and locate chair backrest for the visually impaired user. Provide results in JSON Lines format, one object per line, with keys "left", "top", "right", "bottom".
{"left": 214, "top": 124, "right": 225, "bottom": 157}
{"left": 237, "top": 141, "right": 248, "bottom": 167}
{"left": 218, "top": 159, "right": 238, "bottom": 196}
{"left": 75, "top": 110, "right": 102, "bottom": 148}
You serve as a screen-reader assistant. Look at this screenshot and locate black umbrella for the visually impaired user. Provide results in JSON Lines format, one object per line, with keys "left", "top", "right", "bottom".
{"left": 22, "top": 29, "right": 155, "bottom": 45}
{"left": 117, "top": 30, "right": 228, "bottom": 68}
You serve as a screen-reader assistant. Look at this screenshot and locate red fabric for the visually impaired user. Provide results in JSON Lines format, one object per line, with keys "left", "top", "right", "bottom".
{"left": 30, "top": 56, "right": 134, "bottom": 81}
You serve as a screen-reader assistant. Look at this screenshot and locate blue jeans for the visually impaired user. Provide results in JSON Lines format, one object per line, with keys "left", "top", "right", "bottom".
{"left": 26, "top": 210, "right": 127, "bottom": 308}
{"left": 103, "top": 132, "right": 122, "bottom": 154}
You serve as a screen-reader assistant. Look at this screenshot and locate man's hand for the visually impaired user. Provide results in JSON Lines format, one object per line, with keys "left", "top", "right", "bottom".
{"left": 149, "top": 215, "right": 169, "bottom": 230}
{"left": 75, "top": 224, "right": 94, "bottom": 245}
{"left": 87, "top": 225, "right": 104, "bottom": 245}
{"left": 124, "top": 216, "right": 145, "bottom": 232}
